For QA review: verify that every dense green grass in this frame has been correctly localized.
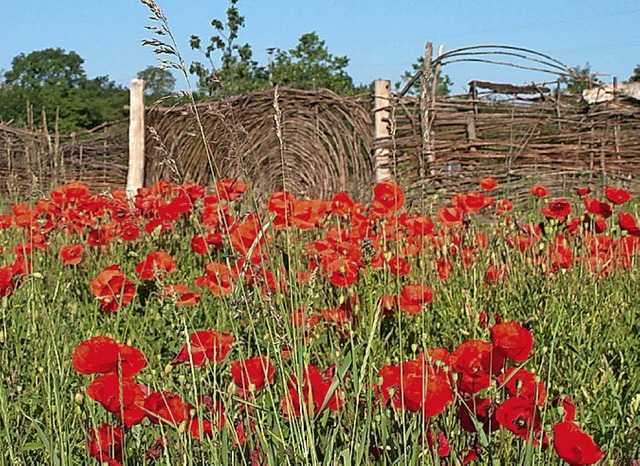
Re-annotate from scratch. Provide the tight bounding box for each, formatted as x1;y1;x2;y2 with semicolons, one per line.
0;182;638;465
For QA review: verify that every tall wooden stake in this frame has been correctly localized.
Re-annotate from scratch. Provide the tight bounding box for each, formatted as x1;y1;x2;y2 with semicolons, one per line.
373;79;392;183
127;79;145;197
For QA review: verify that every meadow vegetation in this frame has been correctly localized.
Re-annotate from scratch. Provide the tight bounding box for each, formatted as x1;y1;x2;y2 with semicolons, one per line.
0;178;638;465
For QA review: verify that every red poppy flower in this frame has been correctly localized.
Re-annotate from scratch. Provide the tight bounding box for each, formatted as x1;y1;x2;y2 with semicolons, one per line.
0;266;16;298
12;203;38;228
88;423;124;466
401;214;435;236
454;191;493;215
398;284;434;314
290;198;329;230
490;322;533;363
231;355;275;391
90;265;137;313
201;201;233;229
604;186;631;205
387;256;412;276
72;336;147;377
172;330;234;367
190;234;209;255
497;367;546;406
86;374;148;427
281;364;345;417
186;396;226;438
216;178;248;201
229;214;265;260
290;307;322;329
553;422;603;466
618;212;639;232
583;197;612;219
120;222;140;242
425;430;451;458
485;264;507;284
576;187;591;196
495;396;543;444
552;395;576;422
458;396;500;433
135;251;176;280
144;391;186;425
496;199;514;215
377;358;453;418
479;177;498;191
437;206;463;228
436;258;454;280
0;214;13;230
194;262;235;296
325;258;359;287
541;198;572;223
331;192;356;217
59;243;85;265
530;184;549;198
372;181;405;213
268;191;295;229
163;284;201;308
452;340;504;394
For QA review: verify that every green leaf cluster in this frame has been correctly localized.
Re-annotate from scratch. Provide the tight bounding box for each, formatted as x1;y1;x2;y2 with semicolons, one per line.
0;48;128;132
188;0;366;98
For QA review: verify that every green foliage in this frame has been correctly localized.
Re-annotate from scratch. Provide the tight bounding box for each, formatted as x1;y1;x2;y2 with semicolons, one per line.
137;66;176;102
189;0;268;98
630;64;640;83
0;48;127;132
0;183;638;464
271;32;365;95
561;63;600;95
189;1;363;97
396;55;453;97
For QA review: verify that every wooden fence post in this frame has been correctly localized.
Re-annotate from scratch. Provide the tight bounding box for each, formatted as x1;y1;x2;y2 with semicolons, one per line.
373;79;392;183
127;79;145;197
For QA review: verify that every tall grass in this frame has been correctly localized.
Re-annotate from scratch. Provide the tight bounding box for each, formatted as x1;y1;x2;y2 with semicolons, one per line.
0;2;636;465
0;178;637;465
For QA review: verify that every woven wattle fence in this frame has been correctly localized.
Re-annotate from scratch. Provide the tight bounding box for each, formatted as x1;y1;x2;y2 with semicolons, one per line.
0;120;128;198
144;87;374;203
2;66;640;204
375;89;640;203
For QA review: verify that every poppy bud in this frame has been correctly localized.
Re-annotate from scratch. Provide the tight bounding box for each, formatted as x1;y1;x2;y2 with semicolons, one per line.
74;393;84;405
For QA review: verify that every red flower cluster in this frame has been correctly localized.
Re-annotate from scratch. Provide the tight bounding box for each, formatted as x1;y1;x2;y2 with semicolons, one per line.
90;265;137;313
282;364;345;417
1;177;620;463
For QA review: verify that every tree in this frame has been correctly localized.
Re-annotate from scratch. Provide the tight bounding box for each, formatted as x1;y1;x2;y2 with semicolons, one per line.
630;65;640;83
137;66;176;102
0;48;127;132
396;56;452;97
189;0;364;97
271;32;363;95
560;63;600;95
189;0;268;98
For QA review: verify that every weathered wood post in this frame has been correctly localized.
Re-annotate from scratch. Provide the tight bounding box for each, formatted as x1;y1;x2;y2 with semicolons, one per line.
373;79;392;183
127;78;145;198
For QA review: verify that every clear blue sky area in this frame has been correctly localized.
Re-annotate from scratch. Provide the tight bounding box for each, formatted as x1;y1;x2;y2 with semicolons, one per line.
2;0;639;93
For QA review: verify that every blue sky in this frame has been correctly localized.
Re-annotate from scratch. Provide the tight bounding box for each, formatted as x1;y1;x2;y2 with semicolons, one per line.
2;0;639;93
